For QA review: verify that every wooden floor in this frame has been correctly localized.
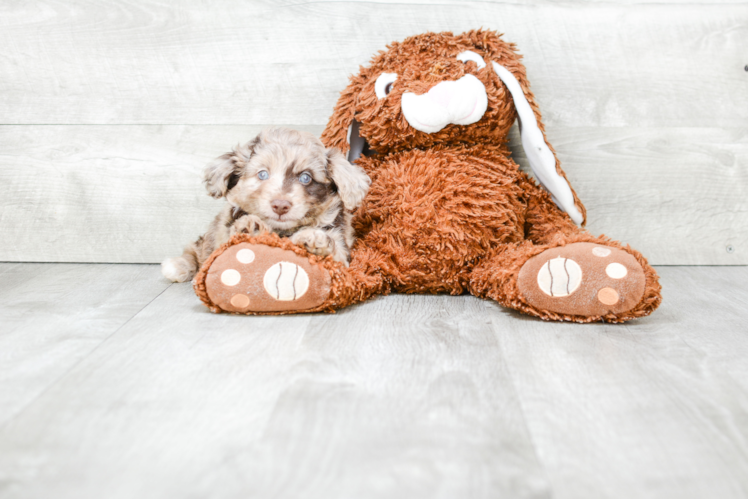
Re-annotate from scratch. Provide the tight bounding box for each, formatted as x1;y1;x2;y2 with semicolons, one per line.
1;263;747;498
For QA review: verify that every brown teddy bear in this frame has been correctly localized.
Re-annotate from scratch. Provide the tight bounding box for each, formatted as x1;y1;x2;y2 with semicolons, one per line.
193;29;662;323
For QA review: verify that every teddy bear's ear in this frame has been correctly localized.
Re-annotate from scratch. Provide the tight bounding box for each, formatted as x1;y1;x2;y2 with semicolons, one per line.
320;84;356;156
491;61;587;226
321;73;370;162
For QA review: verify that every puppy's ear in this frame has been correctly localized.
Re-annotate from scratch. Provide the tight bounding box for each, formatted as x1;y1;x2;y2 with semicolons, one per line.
326;147;371;210
203;138;256;199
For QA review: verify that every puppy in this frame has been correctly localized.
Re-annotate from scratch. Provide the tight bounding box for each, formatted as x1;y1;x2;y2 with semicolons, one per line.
162;127;371;283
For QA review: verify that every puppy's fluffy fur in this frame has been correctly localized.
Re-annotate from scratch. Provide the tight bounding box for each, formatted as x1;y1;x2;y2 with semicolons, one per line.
162;127;371;283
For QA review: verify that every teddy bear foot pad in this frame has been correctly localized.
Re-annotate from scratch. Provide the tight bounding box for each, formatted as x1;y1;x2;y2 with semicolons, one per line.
203;242;332;313
517;242;646;318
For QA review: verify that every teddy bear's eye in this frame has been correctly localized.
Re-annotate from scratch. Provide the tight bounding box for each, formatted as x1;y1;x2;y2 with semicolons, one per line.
257;170;269;180
375;73;398;99
299;172;312;185
456;50;486;70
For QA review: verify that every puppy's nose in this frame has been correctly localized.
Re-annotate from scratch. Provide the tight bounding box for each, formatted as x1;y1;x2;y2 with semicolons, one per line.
271;199;292;215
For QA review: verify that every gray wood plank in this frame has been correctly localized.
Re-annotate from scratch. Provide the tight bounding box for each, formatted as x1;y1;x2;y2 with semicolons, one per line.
651;266;748;386
1;1;745;127
0;282;549;498
1;125;745;265
1;264;748;496
0;263;169;426
242;295;548;497
485;266;748;498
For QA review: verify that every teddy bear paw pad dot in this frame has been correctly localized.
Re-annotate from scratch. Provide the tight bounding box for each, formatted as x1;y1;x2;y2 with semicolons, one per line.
517;242;646;317
204;243;331;313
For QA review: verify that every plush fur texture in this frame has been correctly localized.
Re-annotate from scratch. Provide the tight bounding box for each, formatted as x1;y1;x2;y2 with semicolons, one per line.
194;29;661;322
321;29;586;224
163;128;370;283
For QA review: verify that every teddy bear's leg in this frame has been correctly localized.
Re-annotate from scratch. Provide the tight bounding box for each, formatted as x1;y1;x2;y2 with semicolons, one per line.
193;233;386;315
469;196;661;323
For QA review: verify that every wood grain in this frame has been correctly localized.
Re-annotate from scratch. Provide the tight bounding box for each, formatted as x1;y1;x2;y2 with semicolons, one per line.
652;266;748;385
0;264;747;497
484;265;748;497
0;263;169;425
249;295;549;497
1;124;744;265
0;277;549;497
0;1;745;127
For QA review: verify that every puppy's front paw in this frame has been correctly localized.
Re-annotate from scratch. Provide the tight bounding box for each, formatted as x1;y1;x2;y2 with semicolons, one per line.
161;257;196;283
231;214;270;237
291;229;335;258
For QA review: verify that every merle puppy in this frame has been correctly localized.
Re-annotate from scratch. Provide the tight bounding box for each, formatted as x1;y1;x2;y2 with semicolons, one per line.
162;127;371;282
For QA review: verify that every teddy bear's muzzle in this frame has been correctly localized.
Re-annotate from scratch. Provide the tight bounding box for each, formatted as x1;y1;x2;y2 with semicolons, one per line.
401;74;488;134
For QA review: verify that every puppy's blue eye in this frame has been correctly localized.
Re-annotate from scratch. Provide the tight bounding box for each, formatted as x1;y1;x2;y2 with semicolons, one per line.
299;173;312;185
257;170;269;180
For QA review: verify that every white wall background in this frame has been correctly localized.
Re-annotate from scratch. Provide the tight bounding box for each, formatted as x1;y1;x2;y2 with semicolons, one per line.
1;0;746;264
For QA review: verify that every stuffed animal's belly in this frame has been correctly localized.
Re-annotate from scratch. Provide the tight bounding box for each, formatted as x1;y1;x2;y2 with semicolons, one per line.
354;149;527;293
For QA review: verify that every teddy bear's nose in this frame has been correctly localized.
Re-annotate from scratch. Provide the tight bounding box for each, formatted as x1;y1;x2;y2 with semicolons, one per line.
427;83;454;108
271;199;292;215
